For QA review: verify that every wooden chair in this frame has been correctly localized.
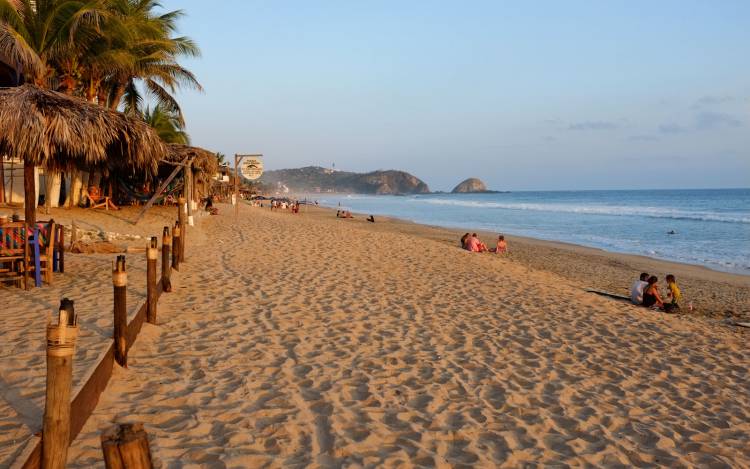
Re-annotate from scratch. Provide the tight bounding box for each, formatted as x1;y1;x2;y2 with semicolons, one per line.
87;186;119;211
0;221;30;289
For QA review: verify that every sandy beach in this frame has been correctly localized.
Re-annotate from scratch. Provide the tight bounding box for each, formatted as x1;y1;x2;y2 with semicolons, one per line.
1;202;749;467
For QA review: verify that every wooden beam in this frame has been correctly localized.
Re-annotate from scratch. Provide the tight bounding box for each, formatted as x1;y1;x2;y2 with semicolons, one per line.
133;157;190;225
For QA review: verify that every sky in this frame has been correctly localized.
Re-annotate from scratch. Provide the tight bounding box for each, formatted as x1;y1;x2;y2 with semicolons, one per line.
160;0;749;191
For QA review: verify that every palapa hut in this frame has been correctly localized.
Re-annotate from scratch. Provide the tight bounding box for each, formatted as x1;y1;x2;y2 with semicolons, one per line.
164;144;219;204
0;84;166;224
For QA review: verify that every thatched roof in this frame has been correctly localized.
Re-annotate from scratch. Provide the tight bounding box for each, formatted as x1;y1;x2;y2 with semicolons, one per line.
166;144;219;176
0;84;166;174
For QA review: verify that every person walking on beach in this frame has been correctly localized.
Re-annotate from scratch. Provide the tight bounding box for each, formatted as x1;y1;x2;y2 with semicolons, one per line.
630;272;649;304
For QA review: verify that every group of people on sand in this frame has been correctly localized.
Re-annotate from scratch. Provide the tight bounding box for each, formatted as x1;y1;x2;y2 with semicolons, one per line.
461;233;507;253
630;272;683;313
271;199;300;213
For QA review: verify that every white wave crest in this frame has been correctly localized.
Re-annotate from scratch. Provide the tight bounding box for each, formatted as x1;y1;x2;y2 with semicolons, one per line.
415;198;750;224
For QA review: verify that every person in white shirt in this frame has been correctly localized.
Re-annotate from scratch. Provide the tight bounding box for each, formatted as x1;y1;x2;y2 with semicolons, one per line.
630;272;650;305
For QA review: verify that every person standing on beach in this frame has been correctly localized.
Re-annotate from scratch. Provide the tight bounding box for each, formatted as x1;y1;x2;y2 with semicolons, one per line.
630;272;649;304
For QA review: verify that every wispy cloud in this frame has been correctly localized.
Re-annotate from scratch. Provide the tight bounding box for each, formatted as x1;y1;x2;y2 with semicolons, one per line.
568;121;618;131
695;111;742;130
691;95;735;110
659;111;742;135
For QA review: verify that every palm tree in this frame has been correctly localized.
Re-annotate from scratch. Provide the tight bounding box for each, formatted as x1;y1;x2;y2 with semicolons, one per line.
103;0;201;121
0;0;108;88
142;103;188;144
215;152;225;165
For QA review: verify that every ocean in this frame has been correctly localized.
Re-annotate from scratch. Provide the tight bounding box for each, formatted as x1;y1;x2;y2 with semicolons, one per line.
316;189;750;274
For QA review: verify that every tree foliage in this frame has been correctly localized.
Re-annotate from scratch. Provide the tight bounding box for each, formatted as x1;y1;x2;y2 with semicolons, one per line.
0;0;201;124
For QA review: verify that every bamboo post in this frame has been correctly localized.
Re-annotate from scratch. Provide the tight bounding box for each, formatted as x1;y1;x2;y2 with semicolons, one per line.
161;226;172;292
100;422;154;469
42;298;78;469
171;221;180;271
113;255;127;367
178;197;186;263
146;237;158;324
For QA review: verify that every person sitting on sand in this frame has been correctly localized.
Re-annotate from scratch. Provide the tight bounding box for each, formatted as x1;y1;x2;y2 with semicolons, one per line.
643;275;676;313
630;272;649;305
494;235;507;254
665;274;682;310
367;215;375;223
466;233;487;252
642;276;661;308
460;233;470;249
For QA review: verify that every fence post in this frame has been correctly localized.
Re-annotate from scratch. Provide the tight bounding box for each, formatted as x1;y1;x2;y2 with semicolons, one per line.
113;255;128;367
42;298;78;469
161;226;172;292
146;237;158;324
101;423;154;468
171;221;180;272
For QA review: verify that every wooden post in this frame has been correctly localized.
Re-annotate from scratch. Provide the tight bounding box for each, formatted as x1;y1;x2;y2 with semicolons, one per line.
42;298;78;469
23;160;36;225
161;226;172;292
101;423;154;469
0;155;5;204
70;220;78;249
186;163;194;227
171;221;180;271
113;256;128;368
146;237;158;324
178;197;186;263
57;224;65;273
234;154;239;218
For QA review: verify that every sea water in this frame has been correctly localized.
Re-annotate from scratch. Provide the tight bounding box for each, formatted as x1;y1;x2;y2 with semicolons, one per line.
317;189;750;274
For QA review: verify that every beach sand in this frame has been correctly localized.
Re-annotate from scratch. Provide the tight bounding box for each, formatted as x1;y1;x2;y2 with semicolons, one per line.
0;205;204;466
39;203;748;467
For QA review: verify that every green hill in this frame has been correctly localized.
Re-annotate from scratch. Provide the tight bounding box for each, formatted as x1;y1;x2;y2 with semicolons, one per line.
259;166;430;195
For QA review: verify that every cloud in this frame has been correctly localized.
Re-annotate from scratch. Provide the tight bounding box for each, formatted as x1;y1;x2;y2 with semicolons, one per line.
695;111;742;130
628;135;659;142
568;121;618;131
658;123;688;134
542;135;556;142
691;95;735;110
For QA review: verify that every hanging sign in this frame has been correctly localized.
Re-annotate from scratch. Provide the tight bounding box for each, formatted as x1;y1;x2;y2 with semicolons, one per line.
239;156;263;180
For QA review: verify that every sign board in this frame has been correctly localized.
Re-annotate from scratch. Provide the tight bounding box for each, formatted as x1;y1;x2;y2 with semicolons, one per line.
239;156;263;180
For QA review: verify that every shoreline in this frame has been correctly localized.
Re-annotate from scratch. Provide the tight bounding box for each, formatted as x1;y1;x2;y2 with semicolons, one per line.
289;201;749;319
298;195;749;278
